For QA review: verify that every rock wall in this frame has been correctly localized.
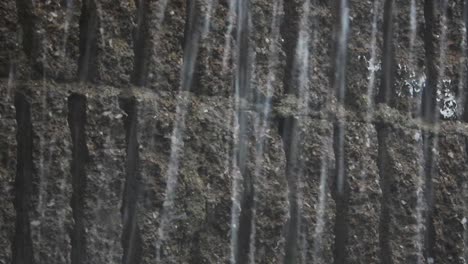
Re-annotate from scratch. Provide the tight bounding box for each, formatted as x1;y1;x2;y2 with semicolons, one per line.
1;0;468;264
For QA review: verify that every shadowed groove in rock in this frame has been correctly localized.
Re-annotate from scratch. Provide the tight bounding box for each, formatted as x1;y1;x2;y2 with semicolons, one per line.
12;92;34;264
233;0;255;262
15;0;41;73
235;177;255;264
421;130;437;262
182;0;203;94
131;0;151;87
280;0;301;96
119;97;143;264
376;124;393;264
68;94;89;264
280;117;300;264
376;0;395;105
331;0;349;103
330;0;350;262
463;8;468;256
421;0;438;261
421;0;438;123
463;0;468;122
235;0;255;264
278;1;302;262
332;121;349;264
376;1;395;262
78;0;98;82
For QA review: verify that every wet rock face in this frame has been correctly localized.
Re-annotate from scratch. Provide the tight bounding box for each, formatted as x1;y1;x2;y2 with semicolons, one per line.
1;0;468;264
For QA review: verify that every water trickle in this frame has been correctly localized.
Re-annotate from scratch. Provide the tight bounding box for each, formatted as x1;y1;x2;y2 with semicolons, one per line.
312;137;331;263
334;0;350;195
435;0;455;120
281;0;314;262
415;132;426;264
229;0;253;262
248;1;283;262
61;0;74;57
361;0;382;191
365;0;382;122
155;0;208;260
35;90;49;257
202;0;215;39
332;1;350;263
335;0;350;104
156;0;169;24
155;93;189;262
408;0;417;69
457;22;467;118
222;0;236;73
7;63;15;100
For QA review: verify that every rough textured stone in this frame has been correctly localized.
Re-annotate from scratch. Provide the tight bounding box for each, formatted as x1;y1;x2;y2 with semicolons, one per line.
2;0;468;263
0;83;16;264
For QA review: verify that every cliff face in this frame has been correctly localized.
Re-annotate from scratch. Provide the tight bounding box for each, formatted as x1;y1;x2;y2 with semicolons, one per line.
1;0;468;264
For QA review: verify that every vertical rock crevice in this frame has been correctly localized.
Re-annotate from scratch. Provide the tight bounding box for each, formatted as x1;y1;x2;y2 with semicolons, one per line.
421;0;438;123
421;131;437;262
464;0;468;122
234;0;254;262
235;174;255;264
281;117;300;264
119;97;142;264
331;121;348;264
131;0;150;87
278;1;302;262
376;0;395;105
376;1;395;263
12;92;34;264
68;94;89;264
280;0;300;96
421;0;438;261
234;0;252;99
78;0;99;82
330;0;350;263
376;124;393;264
15;0;41;73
